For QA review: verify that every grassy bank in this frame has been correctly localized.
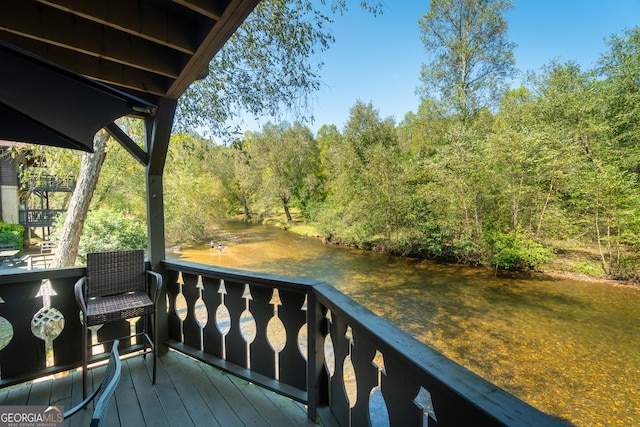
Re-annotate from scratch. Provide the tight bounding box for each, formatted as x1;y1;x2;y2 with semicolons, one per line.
243;212;638;285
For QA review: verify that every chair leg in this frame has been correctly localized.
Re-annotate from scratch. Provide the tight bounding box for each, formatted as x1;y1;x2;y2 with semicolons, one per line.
142;316;148;359
82;322;88;399
152;310;157;384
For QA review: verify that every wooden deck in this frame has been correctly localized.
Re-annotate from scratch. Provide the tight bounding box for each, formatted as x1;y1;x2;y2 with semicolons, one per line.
0;350;317;426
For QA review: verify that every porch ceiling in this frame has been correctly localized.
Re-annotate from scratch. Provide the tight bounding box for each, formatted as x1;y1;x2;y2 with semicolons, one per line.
0;0;260;151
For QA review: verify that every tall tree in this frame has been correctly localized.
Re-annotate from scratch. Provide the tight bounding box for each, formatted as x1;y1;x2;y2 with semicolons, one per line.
163;134;226;244
418;0;516;119
321;101;405;245
244;122;318;222
52;131;109;267
597;26;640;173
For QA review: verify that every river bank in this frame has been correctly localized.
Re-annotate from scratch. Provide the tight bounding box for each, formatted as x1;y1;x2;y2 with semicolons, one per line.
250;214;640;287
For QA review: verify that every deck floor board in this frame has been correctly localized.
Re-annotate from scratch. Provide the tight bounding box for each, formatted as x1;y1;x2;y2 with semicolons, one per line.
0;350;315;426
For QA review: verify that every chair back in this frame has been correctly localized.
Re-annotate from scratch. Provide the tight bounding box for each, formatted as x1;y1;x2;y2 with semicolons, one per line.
86;250;146;298
90;340;122;427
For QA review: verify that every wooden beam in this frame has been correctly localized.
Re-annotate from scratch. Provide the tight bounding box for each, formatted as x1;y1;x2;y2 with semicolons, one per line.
105;122;148;167
0;36;171;97
34;0;198;54
0;2;183;79
172;0;224;20
147;98;177;176
145;98;177;271
165;0;260;99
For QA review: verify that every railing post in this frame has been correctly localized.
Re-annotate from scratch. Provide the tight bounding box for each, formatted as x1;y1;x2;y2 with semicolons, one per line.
306;288;324;422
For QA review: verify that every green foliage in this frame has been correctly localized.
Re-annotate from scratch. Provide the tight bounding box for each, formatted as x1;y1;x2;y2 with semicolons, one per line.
92;119;147;220
176;0;383;137
574;261;601;276
241;122;320;222
0;221;24;250
485;229;555;271
418;0;516;118
53;210;146;264
608;255;640;282
163;134;228;245
11;2;639;281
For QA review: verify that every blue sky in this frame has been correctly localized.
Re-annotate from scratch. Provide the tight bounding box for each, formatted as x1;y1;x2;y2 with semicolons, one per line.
244;1;640;135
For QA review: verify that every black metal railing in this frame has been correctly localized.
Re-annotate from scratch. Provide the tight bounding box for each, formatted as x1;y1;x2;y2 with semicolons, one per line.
0;260;562;426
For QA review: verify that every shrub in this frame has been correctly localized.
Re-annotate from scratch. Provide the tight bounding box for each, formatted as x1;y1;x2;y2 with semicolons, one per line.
0;221;24;250
574;261;601;276
52;210;146;264
488;231;555;271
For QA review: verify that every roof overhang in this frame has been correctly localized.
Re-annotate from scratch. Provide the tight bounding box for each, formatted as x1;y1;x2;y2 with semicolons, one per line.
0;41;155;152
0;0;261;152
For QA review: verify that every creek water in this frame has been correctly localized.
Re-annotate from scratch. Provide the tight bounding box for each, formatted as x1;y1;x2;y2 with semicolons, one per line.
168;220;640;426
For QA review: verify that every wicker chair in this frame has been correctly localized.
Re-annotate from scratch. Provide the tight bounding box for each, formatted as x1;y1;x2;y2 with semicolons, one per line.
74;250;162;398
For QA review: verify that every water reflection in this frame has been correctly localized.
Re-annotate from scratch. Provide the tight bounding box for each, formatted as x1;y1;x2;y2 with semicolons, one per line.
169;221;640;426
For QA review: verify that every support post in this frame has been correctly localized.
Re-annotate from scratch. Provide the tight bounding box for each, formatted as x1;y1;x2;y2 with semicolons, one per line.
307;288;327;422
145;97;177;354
144;98;177;270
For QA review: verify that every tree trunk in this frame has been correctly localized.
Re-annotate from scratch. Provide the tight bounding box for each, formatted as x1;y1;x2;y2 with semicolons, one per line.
242;195;251;219
513;172;524;232
535;178;554;237
282;196;292;222
52;131;109;267
594;201;609;275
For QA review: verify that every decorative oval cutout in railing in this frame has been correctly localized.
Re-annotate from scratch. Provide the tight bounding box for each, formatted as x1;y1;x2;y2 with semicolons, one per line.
324;333;335;377
297;324;307;360
343;354;357;408
31;306;64;368
175;292;188;321
0;317;12;352
370;350;390;427
267;316;286;353
240;309;256;344
215;304;231;336
369;387;390;427
195;297;208;328
31;307;64;341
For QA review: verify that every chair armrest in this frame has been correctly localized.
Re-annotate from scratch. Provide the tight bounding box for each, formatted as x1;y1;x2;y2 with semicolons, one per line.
146;270;163;305
74;277;87;315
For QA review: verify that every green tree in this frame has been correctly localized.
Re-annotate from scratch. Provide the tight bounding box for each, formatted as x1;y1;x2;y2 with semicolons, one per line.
0;222;24;250
418;0;515;119
397;99;449;159
597;26;640;173
163;134;226;244
229;138;261;219
526;60;640;277
92;119;146;220
52;209;146;265
52;130;110;266
244;122;319;222
320;101;406;247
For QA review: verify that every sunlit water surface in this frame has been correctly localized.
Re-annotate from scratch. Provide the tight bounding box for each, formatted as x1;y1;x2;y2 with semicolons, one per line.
169;221;640;426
